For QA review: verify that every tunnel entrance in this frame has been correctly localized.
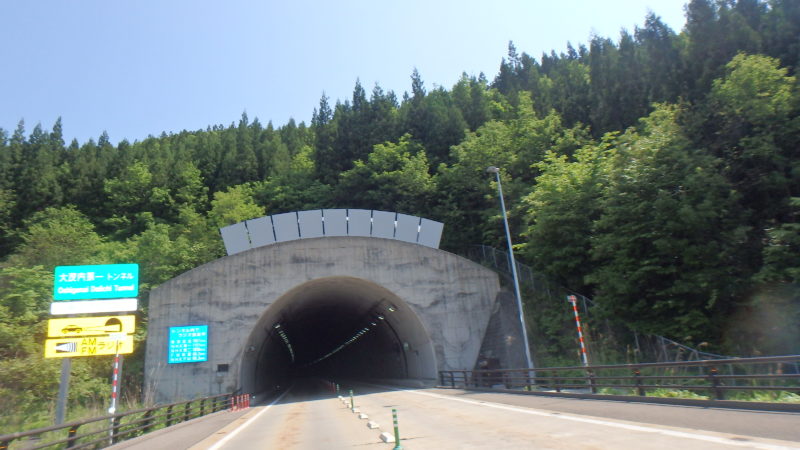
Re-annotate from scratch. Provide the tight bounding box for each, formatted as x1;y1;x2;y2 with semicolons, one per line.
239;277;437;394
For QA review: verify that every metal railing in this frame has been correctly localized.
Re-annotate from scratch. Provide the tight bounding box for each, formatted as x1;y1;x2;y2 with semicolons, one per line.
0;393;244;450
439;355;800;400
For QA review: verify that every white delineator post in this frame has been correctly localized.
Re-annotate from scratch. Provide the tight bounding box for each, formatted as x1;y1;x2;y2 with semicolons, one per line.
568;295;589;366
108;337;124;443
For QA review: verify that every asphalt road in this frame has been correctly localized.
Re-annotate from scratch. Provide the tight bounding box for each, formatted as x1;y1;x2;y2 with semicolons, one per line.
112;380;800;449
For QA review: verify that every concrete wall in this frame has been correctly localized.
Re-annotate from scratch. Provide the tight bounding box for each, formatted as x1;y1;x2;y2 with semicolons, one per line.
144;236;501;402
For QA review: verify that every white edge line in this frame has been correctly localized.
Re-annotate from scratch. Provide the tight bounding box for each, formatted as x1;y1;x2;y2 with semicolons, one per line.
400;389;798;450
208;388;291;450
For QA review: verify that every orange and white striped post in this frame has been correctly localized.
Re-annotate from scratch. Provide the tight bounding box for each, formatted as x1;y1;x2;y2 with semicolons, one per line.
567;295;589;367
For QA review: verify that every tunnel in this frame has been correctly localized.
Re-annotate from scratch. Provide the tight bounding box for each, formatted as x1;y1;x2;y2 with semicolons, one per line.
239;276;437;394
144;236;502;403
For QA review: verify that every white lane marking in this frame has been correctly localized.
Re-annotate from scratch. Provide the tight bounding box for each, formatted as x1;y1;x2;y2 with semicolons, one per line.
400;390;798;450
208;389;291;450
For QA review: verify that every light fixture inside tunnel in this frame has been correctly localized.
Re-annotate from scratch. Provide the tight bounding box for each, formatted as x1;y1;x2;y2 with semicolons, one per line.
273;323;295;363
298;324;375;368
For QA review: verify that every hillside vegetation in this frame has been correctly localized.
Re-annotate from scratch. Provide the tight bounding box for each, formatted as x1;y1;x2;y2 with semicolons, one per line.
1;0;798;430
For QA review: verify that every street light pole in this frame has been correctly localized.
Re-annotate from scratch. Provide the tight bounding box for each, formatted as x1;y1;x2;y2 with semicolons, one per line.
487;166;535;374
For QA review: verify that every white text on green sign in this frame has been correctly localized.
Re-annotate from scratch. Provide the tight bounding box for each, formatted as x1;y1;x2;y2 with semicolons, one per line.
53;264;139;301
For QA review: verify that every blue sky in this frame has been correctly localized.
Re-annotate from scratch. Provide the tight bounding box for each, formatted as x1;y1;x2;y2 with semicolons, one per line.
1;1;687;145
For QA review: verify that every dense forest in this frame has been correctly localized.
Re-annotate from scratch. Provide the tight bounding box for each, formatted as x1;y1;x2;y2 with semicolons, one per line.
1;0;799;428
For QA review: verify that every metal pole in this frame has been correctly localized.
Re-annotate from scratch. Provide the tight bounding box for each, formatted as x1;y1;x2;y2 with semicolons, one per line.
488;167;534;374
55;357;71;425
109;353;123;414
568;295;590;366
108;350;123;444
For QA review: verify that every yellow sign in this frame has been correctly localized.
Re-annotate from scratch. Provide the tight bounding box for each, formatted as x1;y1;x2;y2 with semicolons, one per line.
47;315;135;338
44;335;134;358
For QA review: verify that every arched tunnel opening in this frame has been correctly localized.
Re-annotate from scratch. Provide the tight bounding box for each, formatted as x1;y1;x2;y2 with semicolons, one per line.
239;277;437;394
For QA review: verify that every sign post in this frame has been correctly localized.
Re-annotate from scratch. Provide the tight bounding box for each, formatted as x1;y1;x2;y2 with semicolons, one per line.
54;358;71;425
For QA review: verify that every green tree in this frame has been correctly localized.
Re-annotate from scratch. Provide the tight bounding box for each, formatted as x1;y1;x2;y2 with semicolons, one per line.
436;97;587;250
6;206;106;270
704;53;800;276
520;138;614;291
207;184;266;229
587;105;743;343
336;135;435;213
0;189;17;256
15;122;64;219
255;146;333;213
103;161;171;238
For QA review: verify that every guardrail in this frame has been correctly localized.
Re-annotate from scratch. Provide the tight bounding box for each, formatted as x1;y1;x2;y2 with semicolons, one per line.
439;355;800;400
0;392;244;450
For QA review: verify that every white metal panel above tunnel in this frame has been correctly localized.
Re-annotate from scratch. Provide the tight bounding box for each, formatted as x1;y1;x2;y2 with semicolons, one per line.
323;209;347;236
246;216;275;247
418;219;444;248
347;209;372;237
298;210;324;238
220;209;444;255
220;222;251;255
395;214;421;243
371;211;396;239
273;212;300;242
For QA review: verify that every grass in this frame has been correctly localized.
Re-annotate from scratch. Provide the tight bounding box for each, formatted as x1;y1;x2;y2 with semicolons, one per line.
728;390;800;403
646;388;710;400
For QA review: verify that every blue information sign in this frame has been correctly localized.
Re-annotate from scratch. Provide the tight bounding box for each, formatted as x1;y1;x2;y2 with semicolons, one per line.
168;325;209;364
53;264;139;301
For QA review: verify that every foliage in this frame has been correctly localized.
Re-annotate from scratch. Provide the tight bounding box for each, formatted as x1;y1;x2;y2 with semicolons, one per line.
646;389;709;400
587;105;743;344
521;138;614;291
728;390;800;403
207;184;266;229
336;134;435;213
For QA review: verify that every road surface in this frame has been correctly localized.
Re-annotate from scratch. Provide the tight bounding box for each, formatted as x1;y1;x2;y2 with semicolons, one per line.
112;380;800;449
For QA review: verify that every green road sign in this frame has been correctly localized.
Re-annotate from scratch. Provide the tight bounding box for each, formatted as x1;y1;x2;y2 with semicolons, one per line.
53;264;139;301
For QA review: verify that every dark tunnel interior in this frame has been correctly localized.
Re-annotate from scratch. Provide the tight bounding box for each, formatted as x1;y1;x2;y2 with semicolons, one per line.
242;277;436;393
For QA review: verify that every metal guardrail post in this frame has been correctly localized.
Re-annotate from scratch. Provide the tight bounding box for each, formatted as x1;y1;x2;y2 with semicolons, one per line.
709;367;724;400
66;425;79;448
634;369;645;396
200;399;205;416
166;405;174;427
554;371;561;392
588;369;597;394
142;410;154;433
111;416;121;444
184;401;191;421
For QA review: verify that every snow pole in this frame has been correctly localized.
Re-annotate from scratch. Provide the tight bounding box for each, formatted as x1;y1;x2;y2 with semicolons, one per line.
568;295;589;366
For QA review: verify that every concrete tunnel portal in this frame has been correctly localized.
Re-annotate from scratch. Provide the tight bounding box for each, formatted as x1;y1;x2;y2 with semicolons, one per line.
144;210;515;403
241;276;437;392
